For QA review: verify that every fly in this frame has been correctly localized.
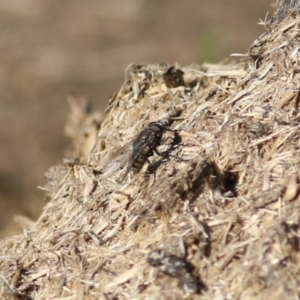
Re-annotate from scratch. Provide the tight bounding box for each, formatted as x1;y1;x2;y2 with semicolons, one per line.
147;249;205;294
102;120;170;183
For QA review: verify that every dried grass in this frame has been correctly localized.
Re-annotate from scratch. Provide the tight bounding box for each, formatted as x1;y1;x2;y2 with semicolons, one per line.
1;14;300;300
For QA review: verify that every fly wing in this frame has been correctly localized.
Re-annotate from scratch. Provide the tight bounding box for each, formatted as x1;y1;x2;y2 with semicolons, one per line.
118;135;150;183
102;141;132;176
118;130;151;183
118;153;135;183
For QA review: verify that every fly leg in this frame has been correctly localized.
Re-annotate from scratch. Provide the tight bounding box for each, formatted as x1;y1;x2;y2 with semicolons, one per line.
154;129;182;160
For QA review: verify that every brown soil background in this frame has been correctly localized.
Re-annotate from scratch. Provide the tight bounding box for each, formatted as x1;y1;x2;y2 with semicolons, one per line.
0;0;272;237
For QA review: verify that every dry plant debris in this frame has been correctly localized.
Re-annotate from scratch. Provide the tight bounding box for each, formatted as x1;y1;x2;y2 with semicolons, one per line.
1;13;300;300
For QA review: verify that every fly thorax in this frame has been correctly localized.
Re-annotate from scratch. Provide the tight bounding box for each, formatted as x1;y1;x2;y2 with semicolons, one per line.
149;122;164;141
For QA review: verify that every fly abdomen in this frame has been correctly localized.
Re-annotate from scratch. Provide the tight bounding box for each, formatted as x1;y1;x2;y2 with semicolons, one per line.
132;145;152;172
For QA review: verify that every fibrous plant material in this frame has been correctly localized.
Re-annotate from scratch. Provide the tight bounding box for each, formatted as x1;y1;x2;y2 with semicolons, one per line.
1;4;300;300
272;0;300;23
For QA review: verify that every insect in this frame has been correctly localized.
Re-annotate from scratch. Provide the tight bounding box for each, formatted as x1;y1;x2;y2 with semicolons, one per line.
163;66;185;88
147;249;204;294
147;249;193;277
102;119;174;182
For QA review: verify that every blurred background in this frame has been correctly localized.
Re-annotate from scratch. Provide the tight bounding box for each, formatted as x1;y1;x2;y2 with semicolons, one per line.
0;0;274;237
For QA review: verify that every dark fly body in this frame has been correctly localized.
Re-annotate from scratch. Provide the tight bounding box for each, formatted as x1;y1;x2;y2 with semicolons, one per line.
103;120;171;182
147;249;205;294
129;121;165;173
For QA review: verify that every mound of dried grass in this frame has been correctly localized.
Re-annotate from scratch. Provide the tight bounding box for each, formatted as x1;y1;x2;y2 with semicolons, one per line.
1;8;300;300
